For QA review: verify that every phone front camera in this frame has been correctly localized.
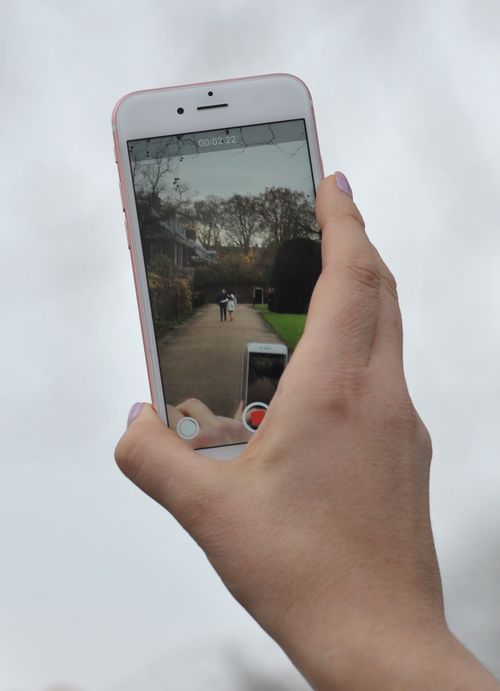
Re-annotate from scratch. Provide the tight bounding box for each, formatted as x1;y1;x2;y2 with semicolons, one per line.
177;107;184;115
208;91;213;97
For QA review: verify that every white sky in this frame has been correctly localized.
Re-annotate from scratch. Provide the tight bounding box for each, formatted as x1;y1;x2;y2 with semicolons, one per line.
0;0;499;688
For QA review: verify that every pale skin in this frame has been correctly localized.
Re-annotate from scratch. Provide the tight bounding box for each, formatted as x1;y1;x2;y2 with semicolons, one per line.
166;399;251;449
115;174;499;690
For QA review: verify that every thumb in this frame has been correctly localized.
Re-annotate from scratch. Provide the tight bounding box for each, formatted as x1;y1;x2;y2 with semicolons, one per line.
115;403;229;532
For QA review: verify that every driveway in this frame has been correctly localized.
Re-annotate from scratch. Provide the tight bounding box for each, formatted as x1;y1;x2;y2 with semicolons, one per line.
158;303;284;417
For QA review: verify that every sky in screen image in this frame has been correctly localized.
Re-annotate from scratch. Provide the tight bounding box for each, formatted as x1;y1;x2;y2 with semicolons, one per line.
129;121;315;200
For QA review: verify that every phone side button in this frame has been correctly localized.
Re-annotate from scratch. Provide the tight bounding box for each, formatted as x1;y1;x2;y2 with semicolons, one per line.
119;182;126;212
124;218;131;250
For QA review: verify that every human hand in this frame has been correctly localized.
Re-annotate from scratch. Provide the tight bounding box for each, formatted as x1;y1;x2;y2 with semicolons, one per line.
116;174;499;690
167;399;251;449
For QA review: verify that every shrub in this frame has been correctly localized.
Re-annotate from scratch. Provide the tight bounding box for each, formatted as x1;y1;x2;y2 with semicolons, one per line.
270;238;321;314
147;270;193;337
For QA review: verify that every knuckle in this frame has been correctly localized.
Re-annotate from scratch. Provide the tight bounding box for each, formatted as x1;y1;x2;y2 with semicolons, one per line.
379;396;431;452
388;400;419;433
406;410;433;463
338;207;366;231
381;269;398;300
415;416;433;461
315;366;372;418
345;252;381;292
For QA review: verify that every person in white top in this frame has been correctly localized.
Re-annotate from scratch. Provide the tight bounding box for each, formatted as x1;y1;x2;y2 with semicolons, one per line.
227;292;237;321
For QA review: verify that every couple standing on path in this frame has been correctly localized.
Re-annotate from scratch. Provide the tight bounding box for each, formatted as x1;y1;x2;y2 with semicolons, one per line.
218;289;237;322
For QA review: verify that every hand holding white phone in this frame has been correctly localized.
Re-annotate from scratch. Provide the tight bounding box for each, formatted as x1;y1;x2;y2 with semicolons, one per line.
115;173;499;690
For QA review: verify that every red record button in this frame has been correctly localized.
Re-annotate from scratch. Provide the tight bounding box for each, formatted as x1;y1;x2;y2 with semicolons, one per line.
249;409;266;427
242;402;269;433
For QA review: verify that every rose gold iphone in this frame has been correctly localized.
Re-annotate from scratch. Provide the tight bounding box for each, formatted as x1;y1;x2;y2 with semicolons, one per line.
112;74;323;459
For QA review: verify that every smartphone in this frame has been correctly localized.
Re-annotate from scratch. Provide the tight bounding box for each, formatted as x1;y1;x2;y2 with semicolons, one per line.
112;74;323;459
242;343;288;432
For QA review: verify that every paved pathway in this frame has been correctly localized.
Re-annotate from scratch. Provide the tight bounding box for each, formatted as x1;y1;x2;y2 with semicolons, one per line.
158;304;284;417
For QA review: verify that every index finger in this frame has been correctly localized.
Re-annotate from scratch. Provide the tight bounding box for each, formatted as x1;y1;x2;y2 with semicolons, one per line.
303;173;381;369
316;172;368;271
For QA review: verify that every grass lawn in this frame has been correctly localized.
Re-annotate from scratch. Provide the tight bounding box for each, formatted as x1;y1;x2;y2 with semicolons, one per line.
254;304;306;350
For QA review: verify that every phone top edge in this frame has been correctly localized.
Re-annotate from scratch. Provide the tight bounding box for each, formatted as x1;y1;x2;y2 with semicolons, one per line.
246;342;289;350
111;73;312;129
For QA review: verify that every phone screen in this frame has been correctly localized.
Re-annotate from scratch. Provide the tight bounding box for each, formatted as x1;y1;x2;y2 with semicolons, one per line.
247;352;287;407
127;119;320;448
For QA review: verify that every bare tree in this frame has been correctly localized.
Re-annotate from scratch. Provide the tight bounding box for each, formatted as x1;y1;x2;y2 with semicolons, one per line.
132;139;174;199
192;196;225;247
258;187;318;245
222;194;262;255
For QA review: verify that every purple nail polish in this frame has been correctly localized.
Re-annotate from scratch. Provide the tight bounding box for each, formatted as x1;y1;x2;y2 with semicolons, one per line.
127;402;144;428
335;171;353;199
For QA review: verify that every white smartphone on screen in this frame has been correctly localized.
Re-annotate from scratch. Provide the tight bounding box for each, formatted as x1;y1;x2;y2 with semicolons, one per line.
112;73;324;460
242;342;288;432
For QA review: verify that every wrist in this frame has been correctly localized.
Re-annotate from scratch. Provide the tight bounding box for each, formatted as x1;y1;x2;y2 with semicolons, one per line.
276;612;498;691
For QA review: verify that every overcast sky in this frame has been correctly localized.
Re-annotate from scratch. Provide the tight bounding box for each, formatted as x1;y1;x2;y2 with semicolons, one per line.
0;1;499;689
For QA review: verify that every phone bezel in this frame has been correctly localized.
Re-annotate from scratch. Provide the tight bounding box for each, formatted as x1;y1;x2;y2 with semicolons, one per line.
112;73;324;459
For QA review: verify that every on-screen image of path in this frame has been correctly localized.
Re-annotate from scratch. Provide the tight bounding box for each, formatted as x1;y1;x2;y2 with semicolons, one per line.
158;304;285;417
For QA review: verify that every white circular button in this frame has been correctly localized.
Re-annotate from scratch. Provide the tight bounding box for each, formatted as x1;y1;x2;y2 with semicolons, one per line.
242;402;269;433
176;417;200;440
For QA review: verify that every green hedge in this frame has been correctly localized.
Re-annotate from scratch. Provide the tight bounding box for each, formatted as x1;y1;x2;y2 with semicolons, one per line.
270;238;321;314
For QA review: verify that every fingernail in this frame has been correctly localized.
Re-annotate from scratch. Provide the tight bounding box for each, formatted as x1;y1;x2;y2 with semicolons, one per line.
335;171;353;199
127;402;144;428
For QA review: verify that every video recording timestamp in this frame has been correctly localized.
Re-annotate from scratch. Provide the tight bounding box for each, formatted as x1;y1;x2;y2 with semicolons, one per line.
198;135;237;147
